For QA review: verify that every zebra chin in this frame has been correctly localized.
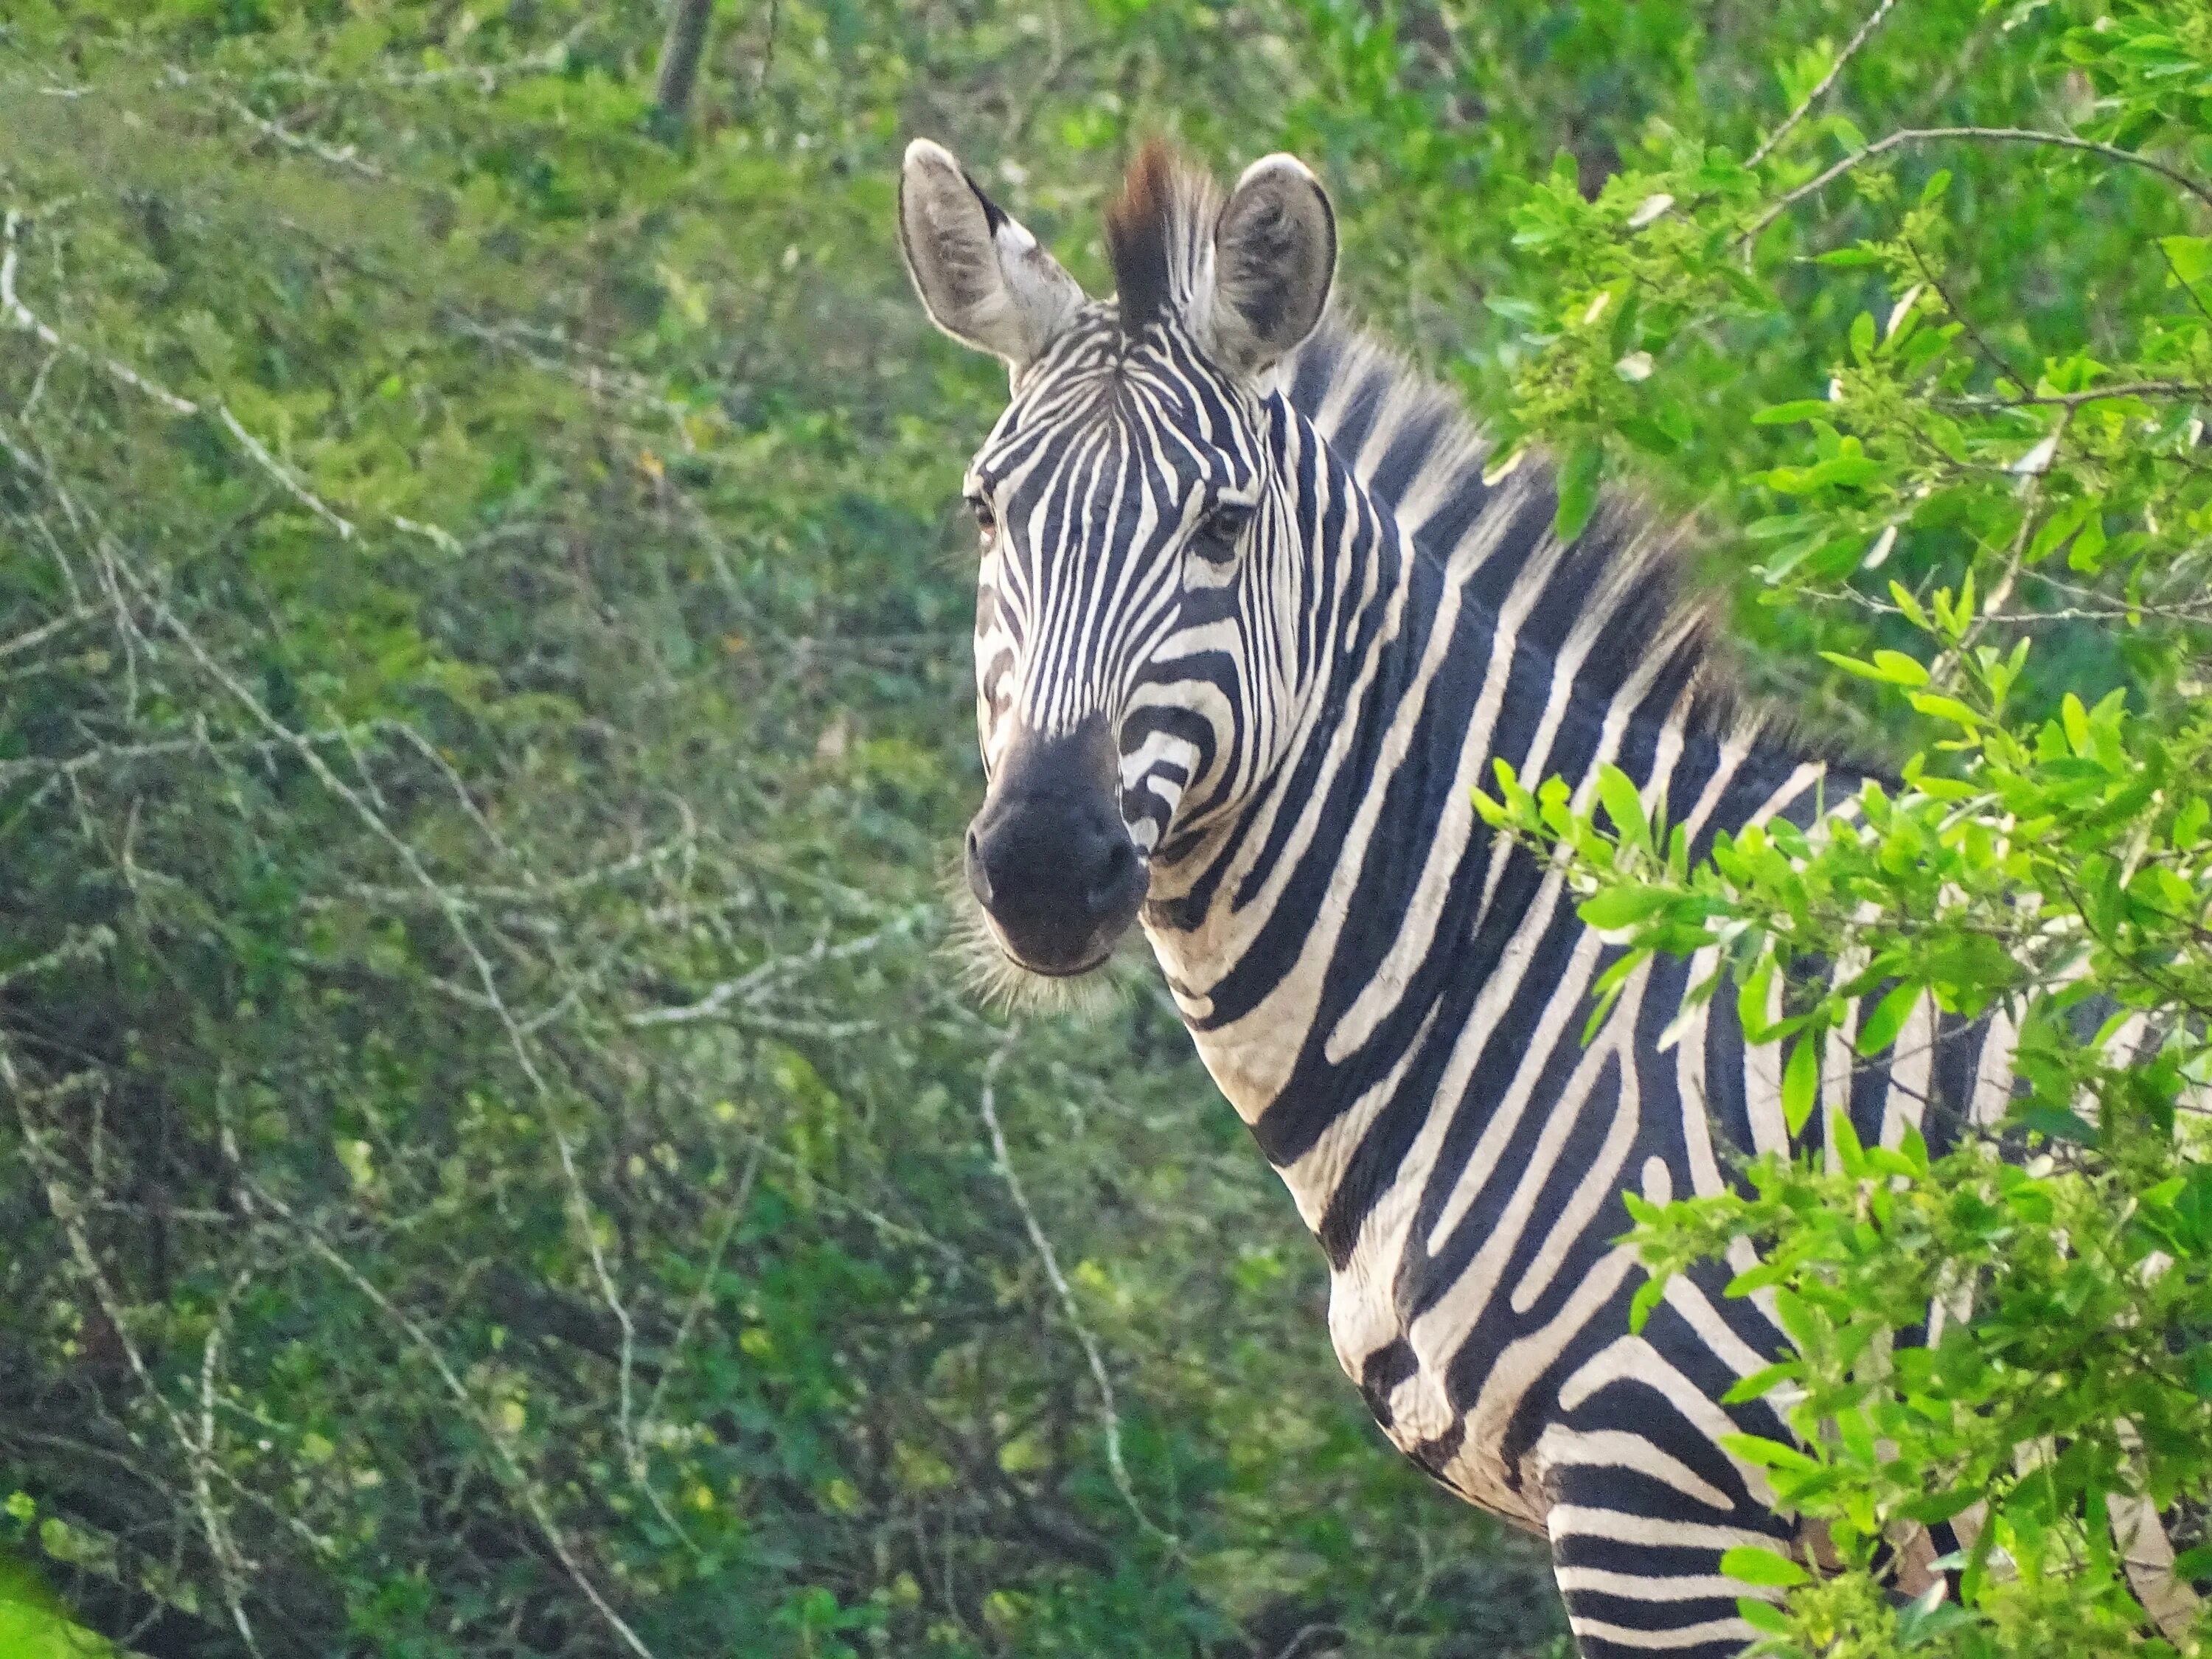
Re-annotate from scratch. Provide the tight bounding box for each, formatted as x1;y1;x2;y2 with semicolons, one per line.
961;855;1145;981
942;869;1137;1018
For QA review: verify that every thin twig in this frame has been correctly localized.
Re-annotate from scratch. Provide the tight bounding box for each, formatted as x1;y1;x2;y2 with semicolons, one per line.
1902;237;2028;390
0;723;394;787
978;1041;1173;1545
628;903;932;1025
1940;379;2212;410
234;1174;658;1659
639;1147;762;1439
74;532;658;1659
627;1147;763;1555
2;215;476;549
0;604;94;661
1746;127;2212;246
1929;413;2066;686
169;70;385;179
7;1109;265;1657
4;209;360;537
3;209;196;414
1747;0;1902;170
213;407;353;539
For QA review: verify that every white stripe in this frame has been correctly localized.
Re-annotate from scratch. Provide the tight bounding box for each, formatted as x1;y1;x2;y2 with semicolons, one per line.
1565;1614;1760;1649
1535;1427;1736;1514
1555;1568;1761;1602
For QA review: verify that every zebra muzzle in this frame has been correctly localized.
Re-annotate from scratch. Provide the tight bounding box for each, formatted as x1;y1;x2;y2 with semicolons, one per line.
964;717;1146;975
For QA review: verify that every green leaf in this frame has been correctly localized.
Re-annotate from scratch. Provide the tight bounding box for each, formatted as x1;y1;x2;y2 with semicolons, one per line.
1870;650;1930;686
1719;1433;1819;1472
2062;692;2092;755
2015;1105;2097;1146
1719;1545;1810;1589
1898;1486;1983;1524
1820;650;1929;687
2067;510;2107;572
1907;693;1982;728
1554;442;1603;543
2173;1545;2212;1583
1896;1582;1973;1646
1830;1111;1866;1177
2162;234;2212;286
1738;1599;1794;1635
1596;764;1649;847
1616;416;1680;454
1900;1125;1930;1172
1781;1034;1820;1135
1579;885;1670;931
1854;981;1921;1056
1722;1362;1801;1405
1627;1273;1667;1335
1739;957;1778;1042
1753;399;1833;425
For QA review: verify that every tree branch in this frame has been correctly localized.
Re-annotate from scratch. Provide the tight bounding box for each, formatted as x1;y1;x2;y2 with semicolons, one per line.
978;1042;1174;1547
1746;0;1901;170
1746;127;2212;246
653;0;715;136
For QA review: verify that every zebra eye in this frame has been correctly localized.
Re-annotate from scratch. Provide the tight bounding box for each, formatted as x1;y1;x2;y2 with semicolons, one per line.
968;495;998;540
1193;500;1253;560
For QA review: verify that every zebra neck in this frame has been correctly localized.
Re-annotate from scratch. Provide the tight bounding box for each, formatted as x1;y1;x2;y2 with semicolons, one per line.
1142;401;1831;1245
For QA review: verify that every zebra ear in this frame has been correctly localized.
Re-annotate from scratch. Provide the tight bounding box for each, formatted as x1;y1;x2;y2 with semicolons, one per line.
1203;153;1336;378
900;139;1086;372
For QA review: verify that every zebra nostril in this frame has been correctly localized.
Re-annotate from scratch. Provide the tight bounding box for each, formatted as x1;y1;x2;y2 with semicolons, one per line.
1086;837;1138;916
964;826;994;907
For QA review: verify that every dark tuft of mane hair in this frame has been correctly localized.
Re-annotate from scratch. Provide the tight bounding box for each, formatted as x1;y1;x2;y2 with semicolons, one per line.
1104;139;1189;338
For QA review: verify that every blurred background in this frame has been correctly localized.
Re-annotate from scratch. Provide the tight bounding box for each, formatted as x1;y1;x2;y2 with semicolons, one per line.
0;2;2195;1655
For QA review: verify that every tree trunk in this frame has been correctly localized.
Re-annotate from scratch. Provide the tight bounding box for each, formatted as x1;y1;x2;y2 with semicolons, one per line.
654;0;716;135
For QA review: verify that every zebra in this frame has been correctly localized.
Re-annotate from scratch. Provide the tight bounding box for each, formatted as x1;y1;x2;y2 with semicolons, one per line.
894;138;2192;1655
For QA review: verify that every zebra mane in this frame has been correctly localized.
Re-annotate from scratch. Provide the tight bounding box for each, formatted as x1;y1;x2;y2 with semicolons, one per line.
1104;139;1222;339
1093;141;1751;742
1280;317;1746;740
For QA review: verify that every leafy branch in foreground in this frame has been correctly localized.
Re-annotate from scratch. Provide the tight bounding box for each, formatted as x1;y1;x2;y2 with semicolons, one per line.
1479;585;2212;1655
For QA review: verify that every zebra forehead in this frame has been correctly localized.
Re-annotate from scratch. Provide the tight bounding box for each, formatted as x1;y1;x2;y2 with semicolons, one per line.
990;422;1213;532
980;320;1258;498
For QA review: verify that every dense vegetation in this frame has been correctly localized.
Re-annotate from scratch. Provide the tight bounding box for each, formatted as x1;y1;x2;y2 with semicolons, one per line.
0;2;2205;1657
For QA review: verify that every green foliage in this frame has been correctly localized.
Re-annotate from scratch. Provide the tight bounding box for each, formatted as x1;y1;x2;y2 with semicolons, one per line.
5;1;2209;1655
0;1541;123;1658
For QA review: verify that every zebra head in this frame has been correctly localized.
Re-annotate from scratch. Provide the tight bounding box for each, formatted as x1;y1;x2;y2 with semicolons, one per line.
898;139;1336;978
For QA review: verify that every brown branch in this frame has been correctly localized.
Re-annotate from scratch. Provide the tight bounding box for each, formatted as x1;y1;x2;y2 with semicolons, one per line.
1746;0;1901;170
1746;127;2212;246
1941;380;2212;410
1902;237;2028;390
